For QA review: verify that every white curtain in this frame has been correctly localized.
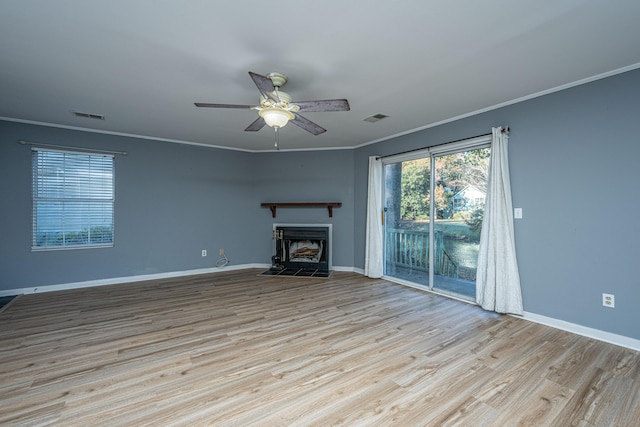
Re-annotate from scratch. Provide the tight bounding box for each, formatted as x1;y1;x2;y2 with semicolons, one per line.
364;156;384;278
476;127;523;314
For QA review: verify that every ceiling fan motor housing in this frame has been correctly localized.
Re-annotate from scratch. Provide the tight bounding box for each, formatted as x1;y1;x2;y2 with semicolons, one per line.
266;72;288;88
259;91;293;108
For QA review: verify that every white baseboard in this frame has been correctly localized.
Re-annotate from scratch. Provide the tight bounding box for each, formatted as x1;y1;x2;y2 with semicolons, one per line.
382;275;640;351
332;265;360;273
4;265;639;352
519;311;640;352
351;267;365;275
0;263;270;296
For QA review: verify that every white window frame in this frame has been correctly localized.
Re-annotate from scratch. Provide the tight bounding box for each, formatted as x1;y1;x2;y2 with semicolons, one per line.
32;147;115;251
380;135;491;296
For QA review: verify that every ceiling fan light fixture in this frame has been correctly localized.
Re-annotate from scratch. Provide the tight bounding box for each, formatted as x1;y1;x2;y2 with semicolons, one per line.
259;108;294;128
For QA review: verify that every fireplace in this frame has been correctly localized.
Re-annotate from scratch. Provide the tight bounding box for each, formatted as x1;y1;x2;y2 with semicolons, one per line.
264;224;332;277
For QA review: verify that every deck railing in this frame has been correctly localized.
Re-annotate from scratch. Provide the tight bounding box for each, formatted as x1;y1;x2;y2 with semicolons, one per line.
385;228;458;278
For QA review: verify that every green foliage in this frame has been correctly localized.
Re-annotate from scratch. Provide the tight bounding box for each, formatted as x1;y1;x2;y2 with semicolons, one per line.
400;159;430;220
434;184;454;219
36;226;113;247
452;212;469;221
465;208;484;234
394;147;490;223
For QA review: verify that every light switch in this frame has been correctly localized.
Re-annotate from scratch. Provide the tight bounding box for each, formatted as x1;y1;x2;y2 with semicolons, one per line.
514;208;523;219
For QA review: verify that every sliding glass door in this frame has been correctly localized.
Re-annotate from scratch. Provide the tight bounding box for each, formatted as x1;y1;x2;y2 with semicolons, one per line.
383;159;431;286
383;141;490;301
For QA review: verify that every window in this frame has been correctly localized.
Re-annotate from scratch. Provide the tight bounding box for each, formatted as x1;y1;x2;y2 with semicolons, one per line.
382;137;490;301
32;148;114;250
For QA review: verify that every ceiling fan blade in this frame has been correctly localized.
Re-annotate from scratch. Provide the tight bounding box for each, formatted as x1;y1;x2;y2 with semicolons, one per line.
295;99;350;112
244;117;266;132
194;102;254;109
248;71;280;102
291;114;326;135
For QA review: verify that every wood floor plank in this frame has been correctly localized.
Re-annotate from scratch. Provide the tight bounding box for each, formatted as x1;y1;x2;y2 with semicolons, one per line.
1;269;639;425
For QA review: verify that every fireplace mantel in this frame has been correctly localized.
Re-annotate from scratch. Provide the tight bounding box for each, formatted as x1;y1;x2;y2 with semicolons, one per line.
261;202;342;218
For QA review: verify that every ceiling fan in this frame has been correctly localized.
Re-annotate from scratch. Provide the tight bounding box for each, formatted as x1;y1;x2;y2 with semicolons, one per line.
195;71;350;149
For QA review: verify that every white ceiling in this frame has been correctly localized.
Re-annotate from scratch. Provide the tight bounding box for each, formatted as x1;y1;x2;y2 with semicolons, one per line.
1;1;639;152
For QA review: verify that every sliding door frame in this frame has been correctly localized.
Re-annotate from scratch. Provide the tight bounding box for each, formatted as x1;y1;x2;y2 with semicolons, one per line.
381;135;491;295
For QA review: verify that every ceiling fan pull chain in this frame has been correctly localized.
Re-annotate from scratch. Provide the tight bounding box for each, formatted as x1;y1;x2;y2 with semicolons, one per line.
274;127;280;150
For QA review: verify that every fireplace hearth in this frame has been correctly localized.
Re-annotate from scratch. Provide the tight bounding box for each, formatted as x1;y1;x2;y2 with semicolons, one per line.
263;224;332;278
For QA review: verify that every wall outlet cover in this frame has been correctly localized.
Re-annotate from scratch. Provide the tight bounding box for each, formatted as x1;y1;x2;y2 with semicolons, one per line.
602;293;615;308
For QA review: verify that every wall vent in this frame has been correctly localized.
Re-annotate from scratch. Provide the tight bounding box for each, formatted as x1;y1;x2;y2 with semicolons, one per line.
363;113;389;123
73;111;105;120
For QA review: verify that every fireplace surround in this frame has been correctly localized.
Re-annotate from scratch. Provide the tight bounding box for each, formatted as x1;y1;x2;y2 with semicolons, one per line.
263;224;332;278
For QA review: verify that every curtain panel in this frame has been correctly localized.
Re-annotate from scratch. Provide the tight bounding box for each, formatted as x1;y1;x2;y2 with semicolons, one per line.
364;156;384;278
476;127;523;314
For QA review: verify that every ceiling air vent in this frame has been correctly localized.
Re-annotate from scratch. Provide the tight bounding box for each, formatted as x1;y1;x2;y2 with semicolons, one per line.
363;113;389;123
73;111;105;120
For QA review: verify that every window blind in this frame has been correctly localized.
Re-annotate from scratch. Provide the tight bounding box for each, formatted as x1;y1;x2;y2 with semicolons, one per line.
32;148;115;249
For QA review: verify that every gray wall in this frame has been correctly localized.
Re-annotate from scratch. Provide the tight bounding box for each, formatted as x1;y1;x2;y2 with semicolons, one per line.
0;121;354;289
354;68;640;340
249;150;355;269
0;122;260;287
2;68;638;342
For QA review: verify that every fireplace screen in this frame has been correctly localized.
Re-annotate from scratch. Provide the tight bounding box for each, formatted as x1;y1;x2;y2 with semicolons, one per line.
265;225;332;277
288;239;323;263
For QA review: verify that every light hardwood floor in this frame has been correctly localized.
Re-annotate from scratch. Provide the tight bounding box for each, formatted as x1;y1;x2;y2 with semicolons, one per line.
1;270;639;426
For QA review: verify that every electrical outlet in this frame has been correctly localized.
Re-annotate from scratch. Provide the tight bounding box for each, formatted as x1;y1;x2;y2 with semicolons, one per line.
201;249;207;257
602;293;615;308
514;208;523;219
219;248;224;256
